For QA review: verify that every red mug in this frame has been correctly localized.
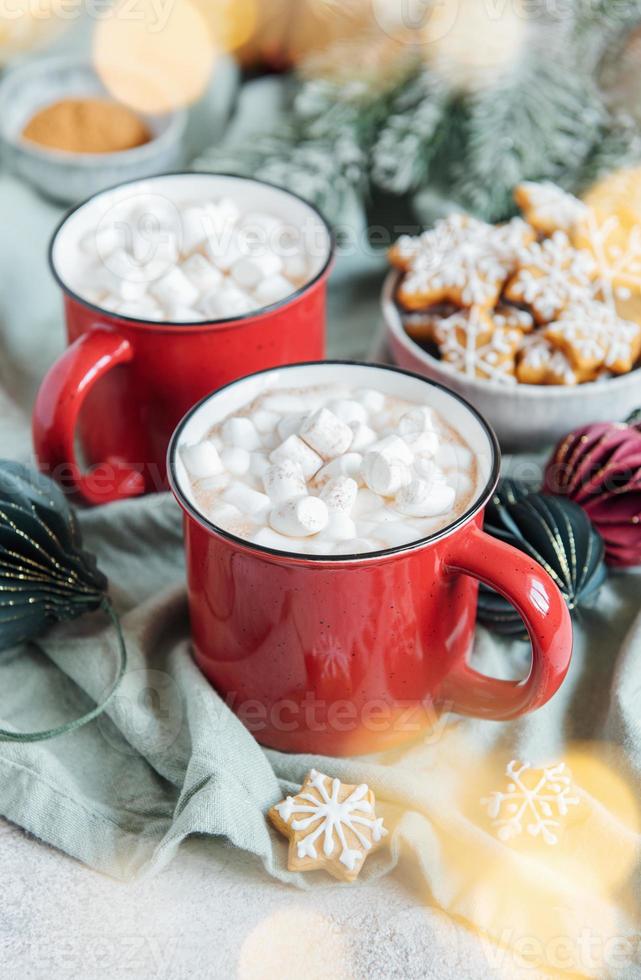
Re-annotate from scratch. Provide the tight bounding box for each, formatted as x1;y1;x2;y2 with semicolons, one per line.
33;173;334;505
168;362;573;756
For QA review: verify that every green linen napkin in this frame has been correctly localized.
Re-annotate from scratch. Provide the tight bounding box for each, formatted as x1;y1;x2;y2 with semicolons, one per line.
0;489;640;976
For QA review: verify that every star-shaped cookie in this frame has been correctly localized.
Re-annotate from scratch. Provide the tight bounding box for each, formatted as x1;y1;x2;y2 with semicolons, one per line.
269;769;388;882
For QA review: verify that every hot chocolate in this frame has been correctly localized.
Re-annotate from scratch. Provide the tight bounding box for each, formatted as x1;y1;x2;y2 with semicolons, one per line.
179;383;478;555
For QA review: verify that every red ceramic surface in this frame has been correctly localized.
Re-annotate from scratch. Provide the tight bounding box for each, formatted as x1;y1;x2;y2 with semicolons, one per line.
33;174;333;505
169;363;573;756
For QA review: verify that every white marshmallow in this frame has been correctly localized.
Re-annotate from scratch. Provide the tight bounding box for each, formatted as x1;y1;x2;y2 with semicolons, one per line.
181;205;214;253
150;267;199;308
222;482;271;519
112;276;148;302
320;477;358;514
204;232;244;272
181;253;223;293
231;253;283;290
376;522;420;549
355;388;385;413
79;226;123;259
198;284;255;318
269;496;329;537
366;507;405;524
349;421;377;453
252;527;307;552
324;512;358;542
254;274;293;307
362;452;412;496
372;434;414;466
221;446;251;476
249;453;270;479
315;453;364;486
352;488;382;516
398;407;435;438
395;478;456;518
207;502;242;528
165;305;201;322
131;230;179;268
221;417;261;451
239;211;284;245
253;409;280;434
270;436;323;481
263;459;307;504
180;441;223;479
405;430;439;458
332;538;379;556
283;254;309;283
300;408;353;460
326;399;368;426
198;472;230;493
205;197;240;233
277;413;306;441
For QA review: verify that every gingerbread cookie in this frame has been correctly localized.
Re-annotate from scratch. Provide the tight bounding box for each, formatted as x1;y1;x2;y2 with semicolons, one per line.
493;304;535;333
435;306;522;384
514;181;588;236
545;299;641;375
269;769;387;882
504;231;595;323
395;213;529;310
573;206;641;306
516;336;579;385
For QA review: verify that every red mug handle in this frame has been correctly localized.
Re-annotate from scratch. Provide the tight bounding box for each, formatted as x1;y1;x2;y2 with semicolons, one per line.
441;524;573;720
32;328;145;505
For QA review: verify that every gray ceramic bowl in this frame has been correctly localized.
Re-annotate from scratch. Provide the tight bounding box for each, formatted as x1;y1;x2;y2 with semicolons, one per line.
0;56;187;204
382;270;641;452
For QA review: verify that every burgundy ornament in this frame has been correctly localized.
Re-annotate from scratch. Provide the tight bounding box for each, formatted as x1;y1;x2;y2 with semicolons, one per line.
544;412;641;567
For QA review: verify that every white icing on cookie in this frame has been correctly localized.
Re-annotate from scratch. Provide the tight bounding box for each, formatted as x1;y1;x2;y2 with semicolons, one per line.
436;307;520;384
275;769;387;872
545;299;641;372
517;181;588;232
507;231;595;321
398;214;527;307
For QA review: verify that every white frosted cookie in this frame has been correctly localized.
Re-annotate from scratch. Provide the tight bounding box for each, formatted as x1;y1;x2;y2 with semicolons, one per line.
269;768;387;882
514;181;588;235
545;299;641;375
504;231;595;322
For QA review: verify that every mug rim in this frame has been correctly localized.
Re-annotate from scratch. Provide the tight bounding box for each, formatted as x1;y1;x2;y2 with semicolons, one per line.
167;360;502;564
48;171;336;333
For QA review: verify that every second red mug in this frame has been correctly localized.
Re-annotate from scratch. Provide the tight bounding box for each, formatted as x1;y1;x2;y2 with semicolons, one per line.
33;173;334;504
168;362;573;757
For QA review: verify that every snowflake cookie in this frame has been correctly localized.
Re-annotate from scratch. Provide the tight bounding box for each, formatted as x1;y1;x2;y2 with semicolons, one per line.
516;336;581;386
394;213;531;310
504;231;595;323
514;181;588;236
492;303;535;334
399;303;458;344
573;208;641;307
269;769;388;882
434;306;522;384
482;760;580;845
545;299;641;375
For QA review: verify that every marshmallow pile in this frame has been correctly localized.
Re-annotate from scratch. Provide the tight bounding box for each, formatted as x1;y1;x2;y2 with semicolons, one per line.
180;385;477;556
75;196;311;322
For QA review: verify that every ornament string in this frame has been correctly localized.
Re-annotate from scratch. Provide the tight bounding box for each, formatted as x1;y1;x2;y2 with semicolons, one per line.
0;596;127;743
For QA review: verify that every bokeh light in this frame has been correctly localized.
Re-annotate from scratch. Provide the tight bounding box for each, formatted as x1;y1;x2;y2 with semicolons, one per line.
93;0;215;115
237;908;352;980
191;0;258;53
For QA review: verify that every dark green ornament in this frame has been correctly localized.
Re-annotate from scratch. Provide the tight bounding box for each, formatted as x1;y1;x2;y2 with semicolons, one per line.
477;479;607;638
0;461;126;742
